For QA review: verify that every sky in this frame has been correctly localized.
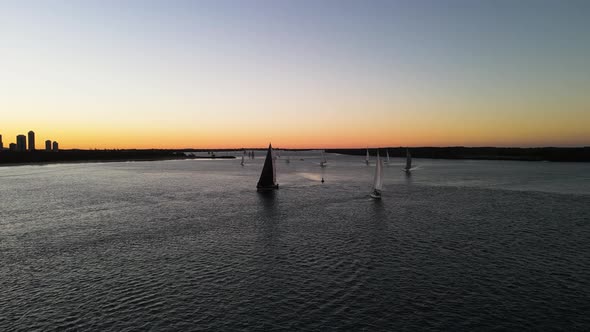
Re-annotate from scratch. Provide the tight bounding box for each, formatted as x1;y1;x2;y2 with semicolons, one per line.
1;0;589;149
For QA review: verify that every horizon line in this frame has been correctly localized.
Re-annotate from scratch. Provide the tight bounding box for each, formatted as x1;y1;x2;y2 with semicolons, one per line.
8;145;587;151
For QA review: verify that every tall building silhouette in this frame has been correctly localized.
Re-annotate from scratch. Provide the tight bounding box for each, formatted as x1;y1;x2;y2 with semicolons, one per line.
0;134;3;150
28;131;36;151
52;141;59;152
9;143;16;151
16;135;26;152
45;140;52;151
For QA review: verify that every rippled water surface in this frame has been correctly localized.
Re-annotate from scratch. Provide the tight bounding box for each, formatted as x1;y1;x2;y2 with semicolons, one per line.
1;154;589;330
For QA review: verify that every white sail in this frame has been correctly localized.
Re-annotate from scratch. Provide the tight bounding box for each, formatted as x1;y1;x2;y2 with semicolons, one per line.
405;149;412;170
386;149;390;163
241;154;245;166
320;150;327;166
373;153;383;191
365;148;370;164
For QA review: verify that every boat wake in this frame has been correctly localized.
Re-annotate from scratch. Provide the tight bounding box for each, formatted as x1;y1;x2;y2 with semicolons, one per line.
298;172;323;182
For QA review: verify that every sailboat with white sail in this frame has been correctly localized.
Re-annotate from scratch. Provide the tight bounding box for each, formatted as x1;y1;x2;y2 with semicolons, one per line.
241;151;245;166
257;144;279;191
370;151;384;199
320;150;327;167
386;149;390;164
365;148;370;165
404;148;412;173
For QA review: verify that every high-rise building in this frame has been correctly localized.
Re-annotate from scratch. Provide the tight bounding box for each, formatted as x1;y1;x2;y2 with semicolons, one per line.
16;135;26;152
45;140;52;151
9;143;17;151
28;131;36;151
0;134;3;150
52;141;59;152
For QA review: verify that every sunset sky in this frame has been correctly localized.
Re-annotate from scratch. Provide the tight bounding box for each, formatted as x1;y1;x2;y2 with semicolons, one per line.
1;1;589;149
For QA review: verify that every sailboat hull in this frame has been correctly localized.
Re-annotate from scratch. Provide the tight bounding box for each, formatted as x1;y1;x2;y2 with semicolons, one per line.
370;190;382;199
257;184;279;192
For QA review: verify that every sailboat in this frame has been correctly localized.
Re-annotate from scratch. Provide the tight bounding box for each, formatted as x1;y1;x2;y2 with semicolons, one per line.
320;150;327;167
241;152;245;166
365;148;370;165
257;144;279;191
386;149;390;164
370;151;383;199
404;148;412;173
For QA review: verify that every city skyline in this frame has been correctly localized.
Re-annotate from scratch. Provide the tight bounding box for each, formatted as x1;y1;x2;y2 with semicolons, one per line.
1;1;589;149
0;130;59;152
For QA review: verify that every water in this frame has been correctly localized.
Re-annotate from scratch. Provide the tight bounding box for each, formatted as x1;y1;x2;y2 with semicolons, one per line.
1;154;589;330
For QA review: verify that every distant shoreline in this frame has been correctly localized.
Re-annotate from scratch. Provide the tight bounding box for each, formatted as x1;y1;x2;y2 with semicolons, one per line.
1;147;588;166
326;147;590;162
0;150;235;167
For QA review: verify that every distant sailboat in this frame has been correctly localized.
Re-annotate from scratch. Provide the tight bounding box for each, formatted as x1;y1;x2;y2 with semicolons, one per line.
320;150;327;167
370;152;383;199
257;144;279;191
404;148;412;173
365;148;370;165
241;153;245;166
386;149;390;164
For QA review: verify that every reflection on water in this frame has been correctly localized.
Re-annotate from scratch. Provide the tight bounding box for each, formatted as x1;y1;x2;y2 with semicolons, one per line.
257;190;278;219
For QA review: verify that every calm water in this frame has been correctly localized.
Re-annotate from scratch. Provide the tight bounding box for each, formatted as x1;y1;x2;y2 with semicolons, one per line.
1;153;589;331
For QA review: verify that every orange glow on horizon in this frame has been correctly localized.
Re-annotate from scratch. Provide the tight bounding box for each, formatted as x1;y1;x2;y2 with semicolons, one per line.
2;94;588;149
1;124;587;150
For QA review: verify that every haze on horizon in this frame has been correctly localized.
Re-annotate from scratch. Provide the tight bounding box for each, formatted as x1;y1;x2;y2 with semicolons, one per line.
1;0;589;149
